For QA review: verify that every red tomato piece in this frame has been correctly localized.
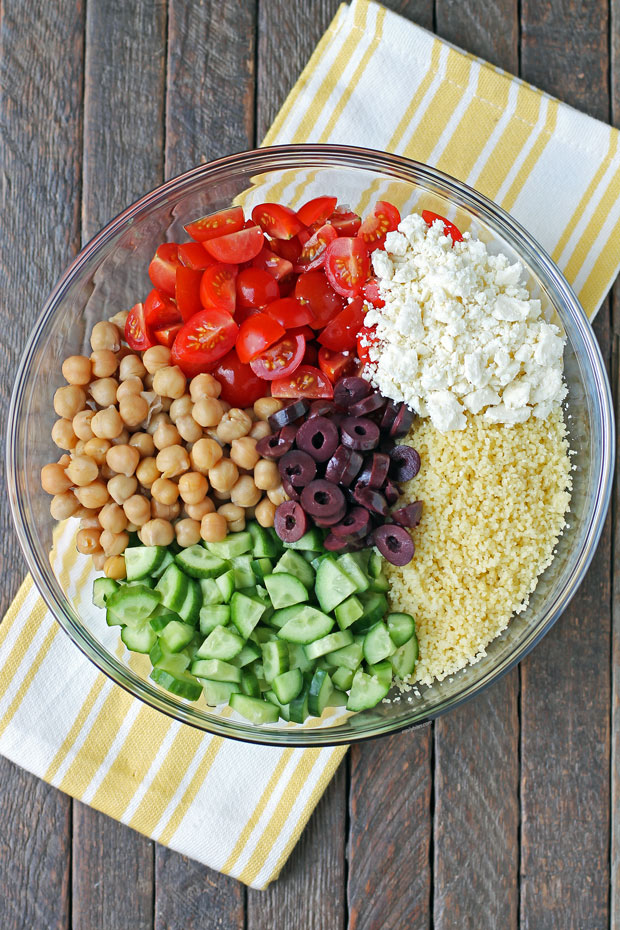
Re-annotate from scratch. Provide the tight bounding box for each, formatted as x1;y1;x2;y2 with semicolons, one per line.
236;268;280;309
266;297;314;329
318;297;365;351
421;210;464;243
328;208;362;236
177;241;216;271
148;243;180;296
251;203;304;240
288;325;315;341
171;309;239;378
358;200;401;251
252;246;294;281
214;349;267;407
184;206;244;242
295;223;338;272
144;288;181;330
318;346;357;382
324;237;370;297
175;266;203;322
249;332;306;381
125;302;155;351
362;277;385;308
295;271;345;329
296;195;338;228
236;313;286;364
270;236;303;264
199;264;237;314
356;324;380;364
203;225;265;263
271;364;334;400
154;324;182;348
302;341;319;367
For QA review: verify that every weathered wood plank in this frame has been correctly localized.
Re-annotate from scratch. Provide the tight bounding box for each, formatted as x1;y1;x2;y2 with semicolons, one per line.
154;848;244;930
436;0;518;69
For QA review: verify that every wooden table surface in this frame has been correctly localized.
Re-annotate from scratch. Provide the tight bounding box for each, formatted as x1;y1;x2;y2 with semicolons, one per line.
0;1;616;927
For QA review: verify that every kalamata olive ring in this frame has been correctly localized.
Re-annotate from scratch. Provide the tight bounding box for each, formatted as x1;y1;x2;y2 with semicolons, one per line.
340;417;380;452
349;393;386;417
333;376;371;406
389;445;421;482
274;500;307;542
324;445;363;486
295;416;339;462
373;523;415;565
300;479;346;522
268;399;309;431
331;506;371;539
256;428;295;460
278;450;317;487
352;485;389;516
390;403;415;437
391;501;423;527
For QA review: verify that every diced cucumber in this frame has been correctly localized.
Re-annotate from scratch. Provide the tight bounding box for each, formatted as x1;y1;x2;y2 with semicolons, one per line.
191;658;241;683
199;604;231;636
368;549;383;577
229;693;278;724
106;584;161;628
330;666;354;691
251;558;273;580
289;683;310;723
264;690;291;721
305;630;354;661
326;640;364;671
363;622;396;664
150;655;202;700
206;531;252;559
249;522;279;558
347;665;391;712
262;640;290;682
288;642;314;673
268;605;301;629
308;667;333;716
277;606;334;645
240;669;261;697
386;612;416;647
335;595;364;630
250;627;275;645
315;556;357;613
229;554;254;589
124;545;166;581
353;591;389;633
272;668;303;704
160;619;196;653
329;689;349;707
149;608;182;632
263;572;308;609
231;642;261;667
230;591;267;638
283;526;324;551
121;623;157;654
199;577;224;605
368;660;393;688
196;625;244;661
177;578;202;626
273;550;315;589
390;634;419;680
368;571;389;593
156;563;189;613
201;679;239;706
175;545;227;579
215;570;235;603
151;550;174;579
106;606;124;627
92;577;119;609
337;552;370;594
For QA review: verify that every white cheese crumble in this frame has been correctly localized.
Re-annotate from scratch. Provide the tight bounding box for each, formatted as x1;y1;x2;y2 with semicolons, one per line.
363;213;567;431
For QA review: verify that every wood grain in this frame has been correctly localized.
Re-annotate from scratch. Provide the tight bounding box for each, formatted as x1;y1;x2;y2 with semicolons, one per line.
154;847;244;930
436;0;518;69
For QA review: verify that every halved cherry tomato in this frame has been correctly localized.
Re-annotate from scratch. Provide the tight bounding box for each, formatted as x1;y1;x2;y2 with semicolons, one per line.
271;364;333;399
125;302;155;351
252;246;294;281
324;237;370;297
171;308;239;377
249;332;306;381
178;241;217;271
270;236;303;264
265;297;313;329
236;313;286;364
144;288;181;330
203;225;264;263
358;200;401;251
421;210;464;243
295;271;345;329
296;195;338;228
154;323;182;348
236;268;280;309
356;324;380;364
199;264;237;314
148;243;180;296
362;277;385;308
184;206;244;242
318;297;365;351
318;346;357;382
328;208;362;236
214;349;267;407
251;203;304;240
295;223;337;272
175;266;203;322
234;306;260;326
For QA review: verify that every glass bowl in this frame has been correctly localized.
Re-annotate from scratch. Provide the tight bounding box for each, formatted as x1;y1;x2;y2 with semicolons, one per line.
6;145;614;746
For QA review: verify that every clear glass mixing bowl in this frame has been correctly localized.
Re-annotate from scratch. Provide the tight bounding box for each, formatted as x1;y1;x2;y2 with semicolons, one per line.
6;145;614;746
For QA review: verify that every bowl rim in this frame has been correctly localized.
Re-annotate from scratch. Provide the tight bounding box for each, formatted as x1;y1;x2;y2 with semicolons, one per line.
6;143;615;746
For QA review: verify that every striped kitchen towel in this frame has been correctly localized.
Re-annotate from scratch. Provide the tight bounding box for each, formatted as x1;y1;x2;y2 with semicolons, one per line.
3;0;620;889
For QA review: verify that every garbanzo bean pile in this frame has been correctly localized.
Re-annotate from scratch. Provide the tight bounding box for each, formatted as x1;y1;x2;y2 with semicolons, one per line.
40;313;287;582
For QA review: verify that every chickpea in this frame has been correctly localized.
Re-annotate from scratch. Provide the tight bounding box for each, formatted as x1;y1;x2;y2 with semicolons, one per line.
151;499;180;521
211;487;231;501
119;354;146;381
254;396;283;420
152;365;186;399
136;457;160;489
185;497;215;520
75;440;87;456
175;518;201;548
200;512;228;543
100;529;129;556
76;527;102;555
116;377;143;402
191;396;223;428
92;552;107;571
89;378;117;407
255;498;275;527
107;474;137;505
54;385;86;420
216;408;252;444
84;437;111;465
74;480;109;509
129;432;155;457
169;394;193;423
106;443;140;477
254;459;280;491
41;462;72;495
178;471;208;504
62;355;92;386
151;477;180;505
250;420;271;441
143;345;171;374
230;436;259;470
153;420;181;450
58;453;71;468
73;409;95;442
91;406;123;439
190;437;223;474
104;554;126;580
208;458;238;493
79;510;101;529
143;372;155;390
267;485;287;506
50;490;80;520
66;455;99;487
111;428;131;447
90;321;120;352
156;444;190;478
52;418;78;451
108;309;129;330
190;373;221;401
218;502;245;525
90;349;118;378
99;502;128;534
176;414;202;443
147;411;169;437
244;407;258;422
119;394;149;428
230;474;261;508
140;518;175;547
100;464;115;480
123;494;151;526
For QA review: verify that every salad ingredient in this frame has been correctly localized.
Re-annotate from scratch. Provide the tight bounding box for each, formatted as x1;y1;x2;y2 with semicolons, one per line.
358;200;401;251
249;333;306;381
252;202;304;240
184;206;245;242
203;225;264;263
324;237;370;297
171;309;239;377
235;314;286;364
270;365;333;400
199;264;237;314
